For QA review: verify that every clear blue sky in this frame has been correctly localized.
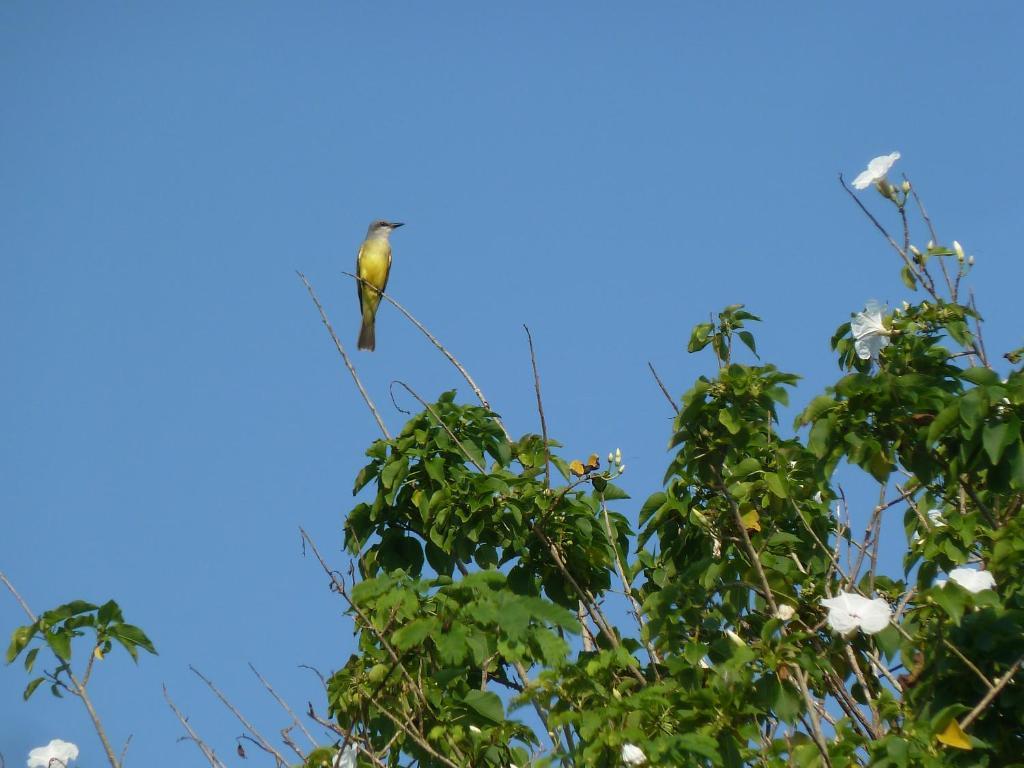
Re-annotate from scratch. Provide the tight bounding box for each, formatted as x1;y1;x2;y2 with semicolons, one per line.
2;3;1023;766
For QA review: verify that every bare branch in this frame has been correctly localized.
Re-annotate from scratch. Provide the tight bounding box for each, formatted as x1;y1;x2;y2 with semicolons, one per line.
164;685;228;768
341;271;510;441
297;271;391;440
189;666;290;767
960;655;1024;731
391;380;485;472
249;663;317;749
647;362;680;415
523;325;551;488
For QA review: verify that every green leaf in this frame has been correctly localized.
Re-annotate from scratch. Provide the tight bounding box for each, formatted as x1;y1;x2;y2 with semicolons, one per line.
983;420;1012;465
718;408;742;435
961;367;1000;386
900;264;918;290
808;418;832;458
23;677;45;700
959;390;986;431
600;482;630;501
737;330;759;358
639;492;666;525
462;689;504;724
928;585;966;626
928;403;961;445
688;322;714;353
46;629;72;662
23;646;39;673
392;618;436;651
765;472;789;499
6;624;33;663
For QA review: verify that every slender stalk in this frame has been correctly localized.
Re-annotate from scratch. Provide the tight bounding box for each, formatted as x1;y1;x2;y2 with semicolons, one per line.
297;272;391;439
341;271;510;440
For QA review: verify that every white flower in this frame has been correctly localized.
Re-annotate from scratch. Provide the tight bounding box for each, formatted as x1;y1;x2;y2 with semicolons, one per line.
27;740;79;768
334;744;357;768
775;604;796;622
621;743;647;766
947;567;996;594
469;725;482;734
851;301;890;362
821;592;891;636
852;152;901;190
926;508;946;527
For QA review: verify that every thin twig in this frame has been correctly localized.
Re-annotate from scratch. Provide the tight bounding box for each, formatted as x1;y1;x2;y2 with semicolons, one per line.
960;655;1024;731
648;362;680;415
190;666;290;767
524;325;551;489
164;685;228;768
392;380;485;472
249;663;318;748
297;272;391;439
118;736;133;768
341;271;510;441
838;175;937;299
600;498;661;672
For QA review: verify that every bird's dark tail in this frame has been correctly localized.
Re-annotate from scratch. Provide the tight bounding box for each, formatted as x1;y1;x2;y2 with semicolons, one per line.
358;316;375;351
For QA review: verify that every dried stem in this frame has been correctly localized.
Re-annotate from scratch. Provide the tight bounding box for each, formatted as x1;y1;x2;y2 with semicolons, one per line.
648;362;680;415
392;380;485;472
960;655;1024;731
164;685;228;768
600;498;661;672
524;325;551;489
297;272;391;439
341;271;510;441
248;663;318;748
189;666;290;767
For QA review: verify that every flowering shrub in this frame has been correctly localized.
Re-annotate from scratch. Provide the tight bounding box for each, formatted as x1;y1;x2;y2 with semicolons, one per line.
318;157;1023;767
6;156;1023;768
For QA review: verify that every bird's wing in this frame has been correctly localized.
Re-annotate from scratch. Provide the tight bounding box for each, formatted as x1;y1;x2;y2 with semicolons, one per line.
356;242;365;316
381;243;393;295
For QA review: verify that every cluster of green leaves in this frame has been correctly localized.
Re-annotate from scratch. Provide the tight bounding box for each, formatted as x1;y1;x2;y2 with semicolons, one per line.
327;280;1023;767
6;599;156;700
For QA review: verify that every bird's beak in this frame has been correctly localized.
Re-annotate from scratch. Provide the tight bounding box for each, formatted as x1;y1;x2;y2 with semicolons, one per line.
389;222;405;228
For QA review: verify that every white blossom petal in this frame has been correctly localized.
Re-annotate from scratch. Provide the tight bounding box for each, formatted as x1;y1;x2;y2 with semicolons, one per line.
27;740;79;768
334;744;357;768
821;592;892;636
621;743;647;766
926;509;946;527
851;301;890;362
775;604;796;621
852;152;900;190
948;567;996;594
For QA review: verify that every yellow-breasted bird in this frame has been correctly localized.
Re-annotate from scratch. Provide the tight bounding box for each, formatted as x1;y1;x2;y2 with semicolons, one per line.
356;219;403;351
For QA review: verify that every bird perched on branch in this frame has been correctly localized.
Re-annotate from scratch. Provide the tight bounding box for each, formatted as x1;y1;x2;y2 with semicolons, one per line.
356;219;403;351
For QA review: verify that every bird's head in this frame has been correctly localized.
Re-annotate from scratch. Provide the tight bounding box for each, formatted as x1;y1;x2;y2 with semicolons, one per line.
367;220;404;239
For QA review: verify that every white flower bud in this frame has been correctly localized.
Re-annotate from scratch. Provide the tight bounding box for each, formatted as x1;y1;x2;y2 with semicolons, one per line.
725;629;745;646
953;240;964;261
968;255;975;266
909;244;922;257
775;604;796;621
901;180;911;193
607;452;614;464
618;464;626;474
614;447;622;464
